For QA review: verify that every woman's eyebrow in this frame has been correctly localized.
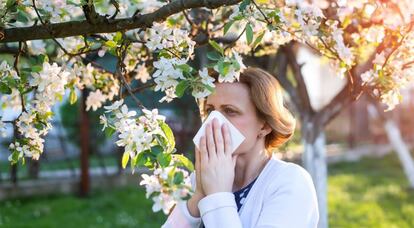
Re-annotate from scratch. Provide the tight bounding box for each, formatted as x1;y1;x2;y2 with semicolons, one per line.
206;104;239;109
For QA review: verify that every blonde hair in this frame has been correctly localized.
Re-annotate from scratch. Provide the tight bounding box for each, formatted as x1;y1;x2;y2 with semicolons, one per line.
197;67;296;156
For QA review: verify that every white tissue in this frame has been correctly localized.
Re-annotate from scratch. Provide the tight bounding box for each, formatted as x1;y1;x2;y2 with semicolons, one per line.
193;110;245;154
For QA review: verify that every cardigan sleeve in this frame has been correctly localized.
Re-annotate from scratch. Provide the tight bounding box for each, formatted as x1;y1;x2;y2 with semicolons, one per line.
161;172;202;228
255;163;319;228
197;192;242;228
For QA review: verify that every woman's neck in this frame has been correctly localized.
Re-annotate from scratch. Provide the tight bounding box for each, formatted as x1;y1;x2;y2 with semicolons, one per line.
232;147;270;192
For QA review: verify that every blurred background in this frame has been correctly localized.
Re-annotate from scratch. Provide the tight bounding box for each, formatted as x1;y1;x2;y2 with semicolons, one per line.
1;46;414;228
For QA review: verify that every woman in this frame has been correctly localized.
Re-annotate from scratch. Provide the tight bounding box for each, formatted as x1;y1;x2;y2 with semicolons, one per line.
162;67;319;228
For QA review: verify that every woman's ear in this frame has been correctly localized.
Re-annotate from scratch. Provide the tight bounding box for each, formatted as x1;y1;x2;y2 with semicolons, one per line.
259;122;272;138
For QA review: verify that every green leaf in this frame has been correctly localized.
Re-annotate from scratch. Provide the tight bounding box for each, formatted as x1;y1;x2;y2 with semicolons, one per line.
37;54;48;64
246;23;253;45
176;64;192;73
5;77;17;88
136;151;148;167
158;50;172;59
69;88;77;104
9;150;19;165
208;40;224;55
157;152;172;168
6;0;16;8
173;171;184;185
175;80;189;98
207;51;222;61
218;61;230;76
160;122;175;151
224;20;235;35
113;32;123;44
203;84;215;93
0;82;12;94
168;166;177;181
173;154;194;172
252;31;265;49
104;127;116;138
16;10;30;23
121;152;129;169
239;0;251;12
151;145;164;157
105;40;117;48
154;134;168;152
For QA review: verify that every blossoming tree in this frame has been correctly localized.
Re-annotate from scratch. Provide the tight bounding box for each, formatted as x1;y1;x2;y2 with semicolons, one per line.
1;0;413;227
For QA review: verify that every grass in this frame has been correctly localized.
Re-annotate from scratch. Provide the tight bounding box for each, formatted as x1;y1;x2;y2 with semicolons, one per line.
0;186;167;228
1;152;413;227
328;153;414;228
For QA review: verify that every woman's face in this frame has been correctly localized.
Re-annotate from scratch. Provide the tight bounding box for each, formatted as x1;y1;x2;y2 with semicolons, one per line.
204;82;268;155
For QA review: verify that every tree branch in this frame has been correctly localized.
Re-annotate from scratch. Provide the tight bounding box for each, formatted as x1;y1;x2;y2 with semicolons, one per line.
282;43;314;114
1;0;241;43
272;50;302;116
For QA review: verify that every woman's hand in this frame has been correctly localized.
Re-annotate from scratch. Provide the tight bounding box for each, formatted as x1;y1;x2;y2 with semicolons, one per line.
195;146;205;196
186;142;205;217
199;118;238;195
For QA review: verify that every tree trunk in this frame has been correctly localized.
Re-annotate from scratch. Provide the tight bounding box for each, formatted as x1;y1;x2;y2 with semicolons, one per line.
28;160;40;179
368;103;414;188
302;121;328;228
80;89;90;197
384;120;414;188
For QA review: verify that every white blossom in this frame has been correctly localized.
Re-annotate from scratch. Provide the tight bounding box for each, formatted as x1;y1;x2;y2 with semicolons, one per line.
86;90;106;111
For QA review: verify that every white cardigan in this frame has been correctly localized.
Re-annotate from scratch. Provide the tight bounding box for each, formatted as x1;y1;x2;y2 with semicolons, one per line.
162;156;319;228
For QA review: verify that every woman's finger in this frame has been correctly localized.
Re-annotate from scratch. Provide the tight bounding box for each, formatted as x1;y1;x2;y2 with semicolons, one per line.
213;118;225;156
199;135;208;164
195;147;203;193
205;121;217;160
195;147;201;171
223;123;232;156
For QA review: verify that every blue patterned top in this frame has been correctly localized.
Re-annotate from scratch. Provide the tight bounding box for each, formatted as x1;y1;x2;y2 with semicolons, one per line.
199;176;258;228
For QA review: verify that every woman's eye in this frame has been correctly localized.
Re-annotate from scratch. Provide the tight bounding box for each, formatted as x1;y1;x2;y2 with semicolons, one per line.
225;109;235;114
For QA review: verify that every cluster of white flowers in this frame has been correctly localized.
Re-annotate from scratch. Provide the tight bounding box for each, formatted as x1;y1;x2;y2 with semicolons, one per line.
69;63;120;111
143;22;198;102
360;29;414;111
134;64;151;83
9;62;70;161
145;22;195;58
294;2;325;37
364;26;385;44
152;57;186;102
101;99;166;158
0;61;18;79
191;68;216;99
140;166;192;214
21;0;83;23
13;111;47;160
328;21;354;67
101;99;194;214
1;88;21;111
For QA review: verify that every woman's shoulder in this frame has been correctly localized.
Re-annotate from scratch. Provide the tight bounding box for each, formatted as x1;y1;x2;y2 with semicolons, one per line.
264;157;316;194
